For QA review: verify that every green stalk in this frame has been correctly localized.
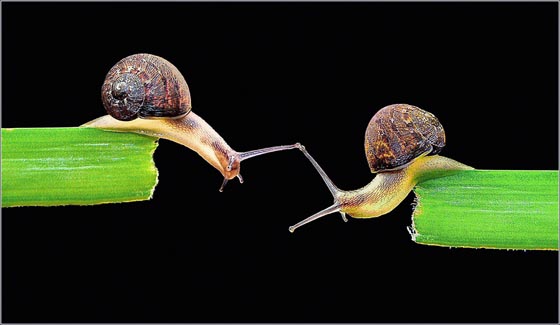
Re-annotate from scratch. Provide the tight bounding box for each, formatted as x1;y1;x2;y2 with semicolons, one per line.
411;170;558;250
2;127;159;207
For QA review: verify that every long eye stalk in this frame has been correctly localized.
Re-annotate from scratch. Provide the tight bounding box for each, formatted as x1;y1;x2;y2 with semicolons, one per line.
218;143;303;192
289;203;342;233
239;143;303;161
287;146;348;232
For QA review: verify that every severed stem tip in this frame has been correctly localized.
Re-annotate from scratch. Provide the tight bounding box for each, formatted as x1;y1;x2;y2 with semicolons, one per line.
289;203;341;233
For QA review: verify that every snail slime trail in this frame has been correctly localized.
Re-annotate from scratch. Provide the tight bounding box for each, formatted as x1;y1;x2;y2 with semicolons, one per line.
84;53;303;191
289;104;473;233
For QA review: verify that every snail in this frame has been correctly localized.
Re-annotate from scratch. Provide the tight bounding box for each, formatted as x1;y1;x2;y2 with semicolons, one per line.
83;53;301;191
290;104;473;232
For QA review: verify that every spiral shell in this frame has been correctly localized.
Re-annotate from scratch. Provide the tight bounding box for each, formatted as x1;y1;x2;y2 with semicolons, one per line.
101;53;192;121
364;104;445;173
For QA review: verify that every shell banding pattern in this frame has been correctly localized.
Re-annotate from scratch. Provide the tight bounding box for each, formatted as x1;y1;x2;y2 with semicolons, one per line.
364;104;446;173
101;53;192;121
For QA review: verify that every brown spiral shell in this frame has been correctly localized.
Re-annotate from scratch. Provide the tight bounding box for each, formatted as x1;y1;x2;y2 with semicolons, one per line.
101;53;192;121
364;104;445;173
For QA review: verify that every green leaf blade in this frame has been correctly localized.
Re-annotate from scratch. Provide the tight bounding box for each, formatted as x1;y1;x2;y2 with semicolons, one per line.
2;127;159;207
412;170;559;250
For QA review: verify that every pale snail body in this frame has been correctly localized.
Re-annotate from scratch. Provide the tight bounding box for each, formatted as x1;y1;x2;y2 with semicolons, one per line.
336;154;470;219
291;104;472;232
84;53;301;191
85;112;241;180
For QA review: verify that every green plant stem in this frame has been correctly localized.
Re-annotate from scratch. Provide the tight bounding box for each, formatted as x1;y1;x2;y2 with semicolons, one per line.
2;127;159;207
411;170;558;250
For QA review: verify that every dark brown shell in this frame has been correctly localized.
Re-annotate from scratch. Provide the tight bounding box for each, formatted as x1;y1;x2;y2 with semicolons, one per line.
101;53;192;121
364;104;445;173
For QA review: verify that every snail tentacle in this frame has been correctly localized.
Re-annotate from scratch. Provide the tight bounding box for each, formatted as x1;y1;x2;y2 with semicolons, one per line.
298;145;341;197
288;203;341;233
238;143;303;161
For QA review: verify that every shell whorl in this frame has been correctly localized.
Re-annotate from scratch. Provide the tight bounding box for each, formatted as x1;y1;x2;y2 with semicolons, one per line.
364;104;445;173
101;53;192;121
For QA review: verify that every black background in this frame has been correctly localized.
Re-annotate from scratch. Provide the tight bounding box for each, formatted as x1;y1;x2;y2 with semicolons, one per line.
2;2;558;323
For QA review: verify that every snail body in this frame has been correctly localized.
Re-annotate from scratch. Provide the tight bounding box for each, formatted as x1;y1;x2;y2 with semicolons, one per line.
290;104;472;232
85;53;301;191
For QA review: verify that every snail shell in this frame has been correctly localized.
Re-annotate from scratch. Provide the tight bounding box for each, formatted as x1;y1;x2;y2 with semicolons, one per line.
101;53;192;121
364;104;445;173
